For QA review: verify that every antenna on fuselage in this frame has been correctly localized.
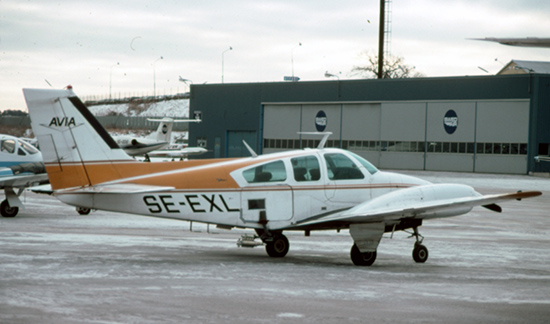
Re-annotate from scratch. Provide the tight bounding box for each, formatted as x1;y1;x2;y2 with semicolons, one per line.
298;132;333;148
242;140;258;157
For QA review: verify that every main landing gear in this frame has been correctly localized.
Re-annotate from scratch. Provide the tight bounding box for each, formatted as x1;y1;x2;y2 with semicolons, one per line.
350;226;429;266
1;199;18;218
237;231;290;258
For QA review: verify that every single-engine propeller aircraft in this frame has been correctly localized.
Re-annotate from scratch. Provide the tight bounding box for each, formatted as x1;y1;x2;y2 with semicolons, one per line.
1;134;48;217
113;117;201;159
23;87;542;266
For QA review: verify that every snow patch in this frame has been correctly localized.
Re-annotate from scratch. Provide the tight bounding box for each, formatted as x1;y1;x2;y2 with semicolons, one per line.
88;99;189;117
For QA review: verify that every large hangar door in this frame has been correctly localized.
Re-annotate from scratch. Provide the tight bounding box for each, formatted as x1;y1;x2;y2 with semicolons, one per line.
425;102;477;172
474;100;529;174
341;103;381;166
379;102;426;170
263;104;302;154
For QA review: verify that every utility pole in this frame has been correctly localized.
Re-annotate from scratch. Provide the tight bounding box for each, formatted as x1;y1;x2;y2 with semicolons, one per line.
378;0;385;79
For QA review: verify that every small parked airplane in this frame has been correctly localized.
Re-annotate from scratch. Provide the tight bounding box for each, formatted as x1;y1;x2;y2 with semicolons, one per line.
23;87;541;266
0;134;49;217
147;144;208;160
113;117;201;158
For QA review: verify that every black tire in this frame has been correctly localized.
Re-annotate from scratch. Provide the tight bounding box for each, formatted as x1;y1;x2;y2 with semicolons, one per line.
265;234;289;258
412;244;429;263
1;199;18;218
350;244;377;266
76;207;91;215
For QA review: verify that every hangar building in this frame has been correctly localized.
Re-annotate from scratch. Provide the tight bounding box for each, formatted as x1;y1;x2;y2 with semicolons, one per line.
188;74;550;175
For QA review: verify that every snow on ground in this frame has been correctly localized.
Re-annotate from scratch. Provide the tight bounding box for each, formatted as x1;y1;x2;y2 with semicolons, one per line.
88;99;189;117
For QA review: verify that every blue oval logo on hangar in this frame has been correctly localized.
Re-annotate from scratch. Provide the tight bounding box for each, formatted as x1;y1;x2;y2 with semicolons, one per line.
443;110;458;134
315;110;327;132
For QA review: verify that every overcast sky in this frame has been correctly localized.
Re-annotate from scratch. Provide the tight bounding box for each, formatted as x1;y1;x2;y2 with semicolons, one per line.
1;0;549;112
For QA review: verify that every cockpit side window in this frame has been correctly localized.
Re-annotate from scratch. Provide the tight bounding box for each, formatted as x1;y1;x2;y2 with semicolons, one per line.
242;160;287;183
324;153;365;180
1;139;15;154
291;155;321;182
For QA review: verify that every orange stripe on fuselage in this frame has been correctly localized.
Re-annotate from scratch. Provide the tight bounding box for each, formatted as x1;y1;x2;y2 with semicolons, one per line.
46;155;296;190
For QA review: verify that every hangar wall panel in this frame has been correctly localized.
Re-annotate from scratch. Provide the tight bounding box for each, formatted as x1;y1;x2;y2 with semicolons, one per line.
263;105;301;139
341;104;381;140
475;100;529;142
378;102;426;170
380;102;426;141
379;152;425;170
475;155;527;174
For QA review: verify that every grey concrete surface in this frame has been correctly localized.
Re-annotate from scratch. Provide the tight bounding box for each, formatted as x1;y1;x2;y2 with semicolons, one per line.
1;171;549;323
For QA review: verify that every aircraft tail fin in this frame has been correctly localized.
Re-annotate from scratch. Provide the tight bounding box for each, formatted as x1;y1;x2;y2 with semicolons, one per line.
146;117;174;143
23;87;134;190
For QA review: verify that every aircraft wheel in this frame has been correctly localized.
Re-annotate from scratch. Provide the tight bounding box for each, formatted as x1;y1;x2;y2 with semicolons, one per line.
350;244;377;266
412;244;429;263
1;199;18;217
265;234;289;258
76;207;91;215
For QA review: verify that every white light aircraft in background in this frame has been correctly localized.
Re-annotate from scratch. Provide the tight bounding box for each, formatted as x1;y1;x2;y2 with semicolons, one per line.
0;134;48;217
146;144;207;160
23;88;542;266
113;117;201;159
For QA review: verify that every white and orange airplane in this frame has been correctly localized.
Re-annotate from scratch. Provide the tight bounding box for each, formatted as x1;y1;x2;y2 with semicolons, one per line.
23;87;542;266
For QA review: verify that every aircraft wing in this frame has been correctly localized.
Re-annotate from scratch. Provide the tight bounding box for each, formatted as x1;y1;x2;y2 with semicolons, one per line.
0;173;49;189
292;185;542;230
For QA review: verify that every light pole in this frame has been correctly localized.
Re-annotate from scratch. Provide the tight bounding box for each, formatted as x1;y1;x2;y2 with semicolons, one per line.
222;46;232;83
153;56;163;97
109;62;119;99
291;42;302;81
179;76;193;93
324;71;340;80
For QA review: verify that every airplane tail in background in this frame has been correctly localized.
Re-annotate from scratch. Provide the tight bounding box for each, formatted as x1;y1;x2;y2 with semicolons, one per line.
147;117;174;143
147;117;201;144
23;88;135;190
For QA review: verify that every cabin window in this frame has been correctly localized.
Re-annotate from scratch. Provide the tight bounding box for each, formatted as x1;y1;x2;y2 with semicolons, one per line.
1;139;15;154
242;160;287;183
324;153;365;180
291;155;321;182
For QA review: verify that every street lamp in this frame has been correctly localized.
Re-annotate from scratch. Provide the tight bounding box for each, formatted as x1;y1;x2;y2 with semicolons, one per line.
324;71;340;80
222;46;232;83
291;42;302;81
153;56;163;97
109;62;119;99
179;76;193;93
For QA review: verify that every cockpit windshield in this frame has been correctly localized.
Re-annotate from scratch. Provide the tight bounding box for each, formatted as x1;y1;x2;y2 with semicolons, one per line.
18;140;39;155
348;152;378;175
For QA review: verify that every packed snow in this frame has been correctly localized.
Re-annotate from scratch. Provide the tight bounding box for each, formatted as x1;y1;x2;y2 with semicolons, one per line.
88;99;189;117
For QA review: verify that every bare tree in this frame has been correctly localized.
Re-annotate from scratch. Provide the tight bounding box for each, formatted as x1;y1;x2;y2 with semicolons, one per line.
351;51;425;79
